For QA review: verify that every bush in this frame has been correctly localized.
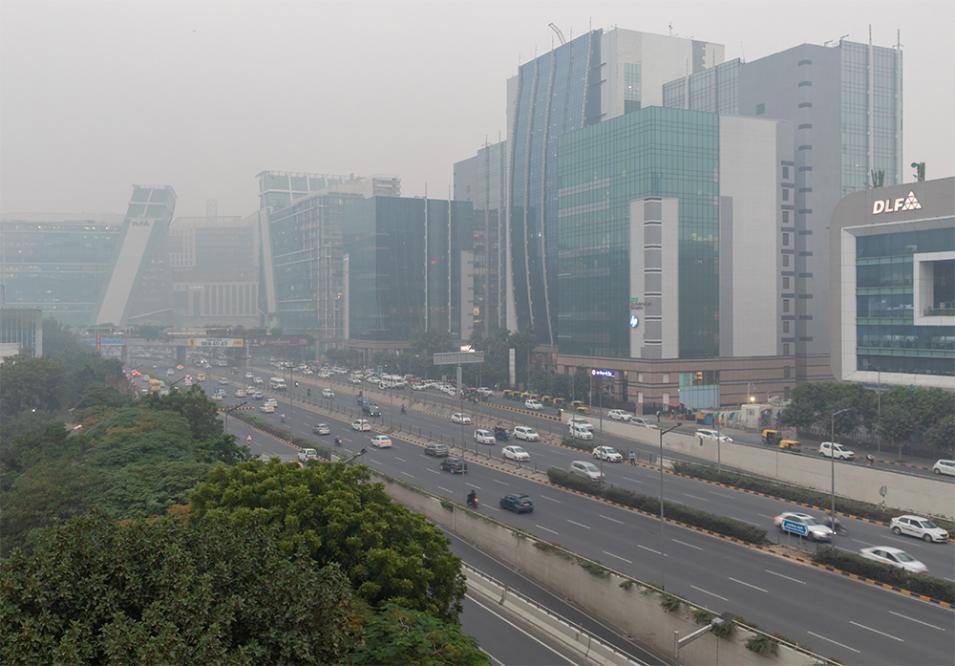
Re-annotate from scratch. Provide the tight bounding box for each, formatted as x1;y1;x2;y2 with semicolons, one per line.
660;593;682;613
561;436;593;452
813;548;955;603
671;462;955;533
547;468;768;545
745;634;779;657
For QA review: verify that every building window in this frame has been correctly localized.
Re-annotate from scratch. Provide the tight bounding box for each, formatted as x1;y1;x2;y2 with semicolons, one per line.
783;343;791;355
782;166;791;179
797;81;812;87
783;276;791;289
783;299;791;313
782;232;791;246
782;188;790;202
782;210;791;225
662;374;670;384
784;366;792;379
798;123;813;129
783;320;791;333
783;254;791;267
797;59;813;66
798;102;813;108
798;145;813;151
755;103;766;115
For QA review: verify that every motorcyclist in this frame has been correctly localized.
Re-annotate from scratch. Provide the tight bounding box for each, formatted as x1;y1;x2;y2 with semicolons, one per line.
334;437;342;447
401;404;407;414
280;413;286;423
466;490;478;508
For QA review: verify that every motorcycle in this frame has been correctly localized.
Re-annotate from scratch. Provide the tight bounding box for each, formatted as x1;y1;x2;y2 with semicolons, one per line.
335;437;342;447
466;494;479;509
825;516;848;536
401;404;407;414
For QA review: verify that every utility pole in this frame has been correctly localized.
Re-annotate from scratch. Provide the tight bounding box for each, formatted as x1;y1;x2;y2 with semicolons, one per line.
830;408;851;540
658;422;682;589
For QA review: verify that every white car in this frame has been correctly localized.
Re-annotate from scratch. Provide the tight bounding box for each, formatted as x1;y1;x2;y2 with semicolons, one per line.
773;512;833;542
890;515;949;543
569;460;603;481
351;419;371;432
859;546;928;574
259;404;275;413
569;420;594;441
244;372;254;379
297;448;319;463
593;446;623;462
524;399;543;410
312;423;331;436
264;398;278;407
234;389;247;398
608;409;631;422
476;387;493;397
253;376;264;385
512;426;540;442
370;434;393;448
696;429;733;443
251;391;264;400
451;412;472;425
932;459;955;477
630;417;659;430
473;429;496;445
502;445;530;462
819;441;855;460
321;388;335;399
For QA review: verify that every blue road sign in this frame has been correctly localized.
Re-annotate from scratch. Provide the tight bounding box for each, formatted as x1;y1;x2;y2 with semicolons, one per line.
782;519;809;537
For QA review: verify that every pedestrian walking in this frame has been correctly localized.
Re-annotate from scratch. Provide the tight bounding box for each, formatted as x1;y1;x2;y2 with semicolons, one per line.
628;449;636;466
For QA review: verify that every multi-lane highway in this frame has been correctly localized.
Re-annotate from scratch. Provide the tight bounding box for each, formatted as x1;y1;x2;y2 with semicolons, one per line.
130;359;955;665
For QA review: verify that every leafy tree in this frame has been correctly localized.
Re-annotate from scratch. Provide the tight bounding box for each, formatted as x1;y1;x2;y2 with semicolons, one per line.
924;414;955;455
190;460;466;621
143;386;223;441
40;317;86;358
1;512;360;665
351;602;490;666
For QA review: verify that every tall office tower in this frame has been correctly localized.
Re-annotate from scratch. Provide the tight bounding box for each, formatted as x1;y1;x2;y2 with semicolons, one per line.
168;216;260;328
506;28;724;344
454;140;508;336
341;196;473;363
663;37;903;380
256;171;402;330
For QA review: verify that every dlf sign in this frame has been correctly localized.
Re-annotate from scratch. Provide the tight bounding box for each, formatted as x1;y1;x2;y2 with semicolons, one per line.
872;191;921;215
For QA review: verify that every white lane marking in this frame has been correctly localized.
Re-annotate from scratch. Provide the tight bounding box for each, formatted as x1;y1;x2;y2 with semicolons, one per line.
466;482;482;490
599;514;625;525
567;519;591;530
851;538;876;547
849;621;904;642
602;550;633;565
535;524;559;536
394;456;406;462
492;479;508;486
807;631;861;654
466;594;571;664
888;610;947;631
757;513;774;519
438;486;454;494
539;494;562;503
690;584;729;602
764;569;806;585
485;505;501;512
400;471;414;478
636;544;663;556
682;493;707;502
728;577;768;593
671;538;703;551
706;489;736;498
426;469;439;475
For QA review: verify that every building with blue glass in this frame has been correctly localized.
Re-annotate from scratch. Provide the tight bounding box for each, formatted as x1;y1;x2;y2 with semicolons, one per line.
554;106;796;408
506;28;725;344
663;37;903;380
830;177;954;390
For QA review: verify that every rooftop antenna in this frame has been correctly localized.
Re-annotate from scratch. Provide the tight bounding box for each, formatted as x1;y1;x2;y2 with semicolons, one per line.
548;22;567;45
740;41;745;62
668;22;673;36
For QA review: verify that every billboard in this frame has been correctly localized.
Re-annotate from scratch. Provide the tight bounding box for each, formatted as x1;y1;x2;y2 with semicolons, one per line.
186;338;245;348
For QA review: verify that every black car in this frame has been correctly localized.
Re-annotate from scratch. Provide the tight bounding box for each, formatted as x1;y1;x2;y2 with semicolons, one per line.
424;442;450;457
362;403;381;417
493;425;510;441
440;457;468;474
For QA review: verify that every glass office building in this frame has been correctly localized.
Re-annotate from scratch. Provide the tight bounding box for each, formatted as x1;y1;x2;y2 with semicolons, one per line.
831;177;954;389
343;197;473;344
507;28;724;344
664;38;903;379
557;107;721;359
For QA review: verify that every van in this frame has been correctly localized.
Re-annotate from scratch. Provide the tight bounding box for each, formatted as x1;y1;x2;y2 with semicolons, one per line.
569;460;603;481
568;421;594;440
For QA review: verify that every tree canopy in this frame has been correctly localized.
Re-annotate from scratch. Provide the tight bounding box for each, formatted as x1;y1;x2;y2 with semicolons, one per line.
190;460;466;620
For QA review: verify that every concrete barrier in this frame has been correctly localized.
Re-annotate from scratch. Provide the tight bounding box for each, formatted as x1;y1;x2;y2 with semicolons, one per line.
377;474;833;666
463;564;644;666
579;417;955;519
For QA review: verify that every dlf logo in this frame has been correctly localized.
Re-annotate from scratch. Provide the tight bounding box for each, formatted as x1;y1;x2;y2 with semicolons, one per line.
873;191;922;215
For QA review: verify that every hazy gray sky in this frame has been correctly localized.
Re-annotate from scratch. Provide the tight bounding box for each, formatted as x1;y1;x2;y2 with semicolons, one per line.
2;0;953;217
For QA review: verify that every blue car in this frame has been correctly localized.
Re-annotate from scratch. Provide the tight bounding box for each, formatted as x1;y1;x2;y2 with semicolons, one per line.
499;494;534;514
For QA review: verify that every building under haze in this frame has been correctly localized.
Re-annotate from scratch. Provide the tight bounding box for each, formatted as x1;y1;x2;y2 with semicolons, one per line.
829;177;954;390
0;185;177;329
663;36;904;381
0;307;43;359
169;214;260;328
257;170;401;332
554;106;795;408
506;27;725;345
453;140;507;336
342;196;473;361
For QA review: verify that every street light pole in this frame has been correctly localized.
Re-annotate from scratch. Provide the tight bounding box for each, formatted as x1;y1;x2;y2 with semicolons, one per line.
830;408;851;540
658;422;682;589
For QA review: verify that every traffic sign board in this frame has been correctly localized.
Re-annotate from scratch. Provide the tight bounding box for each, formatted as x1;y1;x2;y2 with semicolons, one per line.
433;351;485;365
782;519;808;537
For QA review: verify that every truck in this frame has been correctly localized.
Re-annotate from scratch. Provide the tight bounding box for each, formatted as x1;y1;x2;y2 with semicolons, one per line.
270;377;287;391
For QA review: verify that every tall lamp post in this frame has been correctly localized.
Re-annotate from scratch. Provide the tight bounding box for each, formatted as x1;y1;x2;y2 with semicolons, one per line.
830;408;852;539
658;422;682;589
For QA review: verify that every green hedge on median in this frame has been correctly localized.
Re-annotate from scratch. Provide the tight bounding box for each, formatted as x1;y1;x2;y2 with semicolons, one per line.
547;468;768;545
232;412;331;460
813;548;955;604
671;462;955;533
